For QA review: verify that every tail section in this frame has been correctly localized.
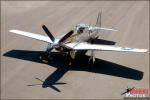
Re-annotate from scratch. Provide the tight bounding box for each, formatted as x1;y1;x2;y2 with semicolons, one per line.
95;11;118;32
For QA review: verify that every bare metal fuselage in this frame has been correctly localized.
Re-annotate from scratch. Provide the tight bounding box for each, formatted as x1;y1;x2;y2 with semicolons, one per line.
47;27;99;59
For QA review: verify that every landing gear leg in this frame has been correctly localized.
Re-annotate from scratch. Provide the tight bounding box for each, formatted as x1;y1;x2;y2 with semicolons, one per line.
88;50;95;67
66;52;74;66
39;43;53;63
47;50;53;61
39;52;50;63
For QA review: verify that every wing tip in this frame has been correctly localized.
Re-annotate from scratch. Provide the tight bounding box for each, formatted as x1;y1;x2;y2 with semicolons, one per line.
9;29;17;33
9;29;14;32
139;49;148;53
134;49;148;53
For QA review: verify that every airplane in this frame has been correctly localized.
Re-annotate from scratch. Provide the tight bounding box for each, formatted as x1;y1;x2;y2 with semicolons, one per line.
121;86;135;95
9;12;148;66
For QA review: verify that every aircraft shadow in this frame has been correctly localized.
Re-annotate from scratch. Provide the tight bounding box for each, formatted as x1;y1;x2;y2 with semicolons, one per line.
93;38;116;45
27;68;68;92
3;50;143;92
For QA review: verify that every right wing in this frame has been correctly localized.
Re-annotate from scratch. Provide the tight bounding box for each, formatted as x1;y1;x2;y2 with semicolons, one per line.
65;42;148;53
9;30;53;43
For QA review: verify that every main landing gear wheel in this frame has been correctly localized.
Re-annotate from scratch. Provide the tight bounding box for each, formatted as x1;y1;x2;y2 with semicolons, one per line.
88;55;96;68
88;59;95;68
39;52;53;64
66;52;74;67
88;50;95;68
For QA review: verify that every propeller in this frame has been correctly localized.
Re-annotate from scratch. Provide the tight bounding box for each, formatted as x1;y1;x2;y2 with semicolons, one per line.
42;25;74;57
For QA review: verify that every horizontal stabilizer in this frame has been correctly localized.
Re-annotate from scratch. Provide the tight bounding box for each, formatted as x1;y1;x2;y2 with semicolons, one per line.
99;27;118;31
94;27;118;31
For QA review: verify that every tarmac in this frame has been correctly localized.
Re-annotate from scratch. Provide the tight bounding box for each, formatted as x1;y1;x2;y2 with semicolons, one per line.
1;1;149;99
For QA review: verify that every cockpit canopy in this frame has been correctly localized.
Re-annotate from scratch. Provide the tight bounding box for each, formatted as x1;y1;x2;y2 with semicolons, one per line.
75;24;90;34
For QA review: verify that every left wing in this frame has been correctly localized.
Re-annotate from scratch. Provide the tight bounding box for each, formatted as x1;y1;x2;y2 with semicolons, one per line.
9;30;53;43
65;42;147;52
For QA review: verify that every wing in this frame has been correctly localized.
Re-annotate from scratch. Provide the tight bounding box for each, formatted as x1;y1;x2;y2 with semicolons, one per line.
9;30;53;43
65;42;147;52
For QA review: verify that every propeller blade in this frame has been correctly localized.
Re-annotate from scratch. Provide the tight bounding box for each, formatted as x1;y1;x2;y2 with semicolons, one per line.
50;85;61;92
27;84;42;86
59;30;74;43
54;82;67;85
35;77;44;82
42;25;55;42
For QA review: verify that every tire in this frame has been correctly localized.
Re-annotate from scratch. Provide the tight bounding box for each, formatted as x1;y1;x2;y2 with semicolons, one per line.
88;59;95;69
39;52;52;63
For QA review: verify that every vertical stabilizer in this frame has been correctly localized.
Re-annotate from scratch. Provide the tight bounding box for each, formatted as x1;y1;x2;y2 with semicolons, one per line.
96;11;102;27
